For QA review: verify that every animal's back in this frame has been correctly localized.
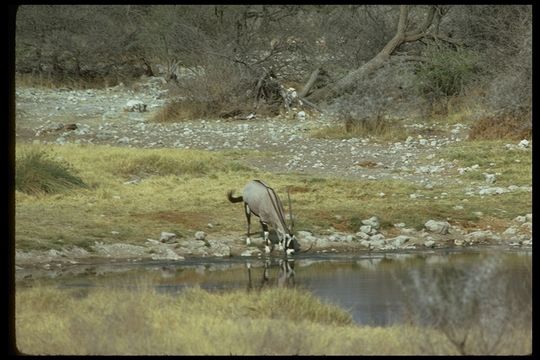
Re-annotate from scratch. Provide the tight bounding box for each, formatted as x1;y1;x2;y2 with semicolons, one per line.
242;180;285;221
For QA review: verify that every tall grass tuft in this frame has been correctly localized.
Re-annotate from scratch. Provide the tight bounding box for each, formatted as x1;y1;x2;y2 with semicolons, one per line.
15;148;87;195
468;109;532;140
310;113;409;142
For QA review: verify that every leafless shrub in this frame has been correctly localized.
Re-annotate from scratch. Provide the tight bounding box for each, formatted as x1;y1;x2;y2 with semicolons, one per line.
400;254;532;355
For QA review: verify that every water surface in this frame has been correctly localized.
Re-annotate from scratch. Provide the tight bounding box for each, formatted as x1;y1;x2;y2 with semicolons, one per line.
17;248;532;327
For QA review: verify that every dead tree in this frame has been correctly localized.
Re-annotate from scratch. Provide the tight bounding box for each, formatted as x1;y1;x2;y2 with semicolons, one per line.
309;5;450;102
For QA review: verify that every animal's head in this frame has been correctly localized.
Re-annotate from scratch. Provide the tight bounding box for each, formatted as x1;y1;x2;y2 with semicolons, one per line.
285;188;300;255
285;233;300;255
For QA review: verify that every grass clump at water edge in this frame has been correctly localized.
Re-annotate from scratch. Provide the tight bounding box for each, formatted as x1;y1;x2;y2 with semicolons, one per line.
15;148;87;195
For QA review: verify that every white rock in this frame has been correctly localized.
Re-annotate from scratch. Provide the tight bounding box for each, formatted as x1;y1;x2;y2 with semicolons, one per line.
355;231;370;240
465;230;495;243
160;231;177;242
518;139;529;148
151;247;184;261
359;225;372;234
484;173;496;184
423;240;436;248
124;100;147;112
503;227;518;236
479;187;506;195
392;235;410;247
195;231;207;241
424;220;450;235
521;222;532;232
369;234;385;241
514;215;527;223
362;216;380;229
370;239;386;249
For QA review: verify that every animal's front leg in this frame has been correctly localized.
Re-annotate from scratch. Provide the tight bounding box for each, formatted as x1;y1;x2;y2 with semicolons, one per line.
261;222;271;253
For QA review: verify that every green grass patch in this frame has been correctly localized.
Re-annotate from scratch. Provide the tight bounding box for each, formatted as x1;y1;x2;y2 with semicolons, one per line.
437;140;532;186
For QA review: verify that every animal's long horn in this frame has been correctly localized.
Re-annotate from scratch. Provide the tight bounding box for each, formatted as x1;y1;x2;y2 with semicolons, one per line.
287;187;294;232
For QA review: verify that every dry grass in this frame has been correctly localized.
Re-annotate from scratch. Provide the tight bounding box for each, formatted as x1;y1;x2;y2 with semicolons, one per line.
15;284;530;355
152;99;223;122
14;140;531;251
468;110;532;140
310;115;410;142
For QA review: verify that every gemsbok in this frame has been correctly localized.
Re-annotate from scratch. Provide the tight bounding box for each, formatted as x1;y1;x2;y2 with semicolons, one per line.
227;179;299;255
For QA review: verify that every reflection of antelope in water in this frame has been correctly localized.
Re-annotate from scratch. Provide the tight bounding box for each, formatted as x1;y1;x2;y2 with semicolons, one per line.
246;258;296;291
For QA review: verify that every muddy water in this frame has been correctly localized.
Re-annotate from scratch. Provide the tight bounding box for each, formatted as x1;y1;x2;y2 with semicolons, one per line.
17;248;532;327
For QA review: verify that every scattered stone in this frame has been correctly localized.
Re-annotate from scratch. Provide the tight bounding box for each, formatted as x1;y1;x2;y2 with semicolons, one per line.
359;225;372;234
124;99;147;112
195;231;207;241
391;235;410;247
514;215;527;223
521;222;532;232
400;228;417;235
150;247;184;261
160;231;177;243
355;231;370;240
362;216;380;229
518;139;529;148
424;220;450;235
423;240;436;248
465;230;496;243
479;187;506;195
369;239;385;249
454;239;464;246
484;173;496;184
369;234;385;241
502;227;518;237
206;240;230;257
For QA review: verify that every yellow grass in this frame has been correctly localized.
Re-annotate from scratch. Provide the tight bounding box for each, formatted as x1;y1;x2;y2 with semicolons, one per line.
15;284;530;355
15;141;532;251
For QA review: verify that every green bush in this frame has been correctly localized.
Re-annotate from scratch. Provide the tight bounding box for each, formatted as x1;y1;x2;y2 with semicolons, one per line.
415;45;480;98
16;149;87;195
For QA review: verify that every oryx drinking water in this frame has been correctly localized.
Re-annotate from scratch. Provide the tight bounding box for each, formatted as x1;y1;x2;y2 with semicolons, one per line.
227;180;298;255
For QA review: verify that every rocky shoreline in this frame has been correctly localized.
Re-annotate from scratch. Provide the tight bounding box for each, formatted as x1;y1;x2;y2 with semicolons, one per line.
15;213;532;277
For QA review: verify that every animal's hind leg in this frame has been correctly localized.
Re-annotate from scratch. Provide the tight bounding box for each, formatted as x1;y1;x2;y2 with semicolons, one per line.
244;203;252;245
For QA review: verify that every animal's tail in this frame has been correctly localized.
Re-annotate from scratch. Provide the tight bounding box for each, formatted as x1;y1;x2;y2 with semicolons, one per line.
227;190;243;203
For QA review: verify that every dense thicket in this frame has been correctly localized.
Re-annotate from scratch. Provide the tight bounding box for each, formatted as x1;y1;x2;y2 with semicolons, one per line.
16;5;531;118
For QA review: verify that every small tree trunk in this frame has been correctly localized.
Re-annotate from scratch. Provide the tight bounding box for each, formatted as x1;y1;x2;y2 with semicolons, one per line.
298;67;321;98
